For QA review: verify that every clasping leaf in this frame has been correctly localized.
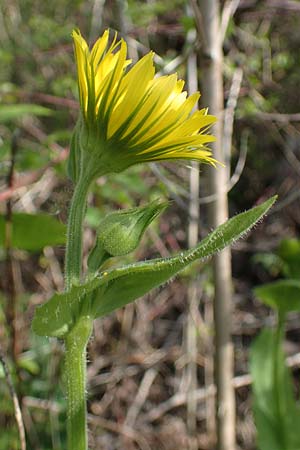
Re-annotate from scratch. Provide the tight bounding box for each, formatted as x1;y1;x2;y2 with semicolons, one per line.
32;196;276;338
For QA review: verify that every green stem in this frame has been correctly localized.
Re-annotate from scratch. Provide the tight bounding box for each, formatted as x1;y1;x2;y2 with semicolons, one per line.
65;177;90;290
64;174;92;450
64;316;93;450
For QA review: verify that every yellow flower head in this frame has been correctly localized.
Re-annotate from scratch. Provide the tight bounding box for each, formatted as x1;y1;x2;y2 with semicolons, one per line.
71;29;216;178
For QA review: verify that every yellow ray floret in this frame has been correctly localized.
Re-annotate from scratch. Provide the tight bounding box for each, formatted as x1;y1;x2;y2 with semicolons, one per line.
72;29;217;175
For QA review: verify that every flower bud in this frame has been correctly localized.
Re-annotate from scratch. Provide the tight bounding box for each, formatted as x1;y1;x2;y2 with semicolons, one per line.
88;199;168;272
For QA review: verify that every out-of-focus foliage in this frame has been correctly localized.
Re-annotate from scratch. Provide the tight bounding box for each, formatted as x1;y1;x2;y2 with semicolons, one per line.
0;213;66;251
0;1;300;448
250;328;300;450
252;237;300;450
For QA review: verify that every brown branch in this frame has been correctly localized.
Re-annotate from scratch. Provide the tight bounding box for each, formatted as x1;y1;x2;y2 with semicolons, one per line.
19;91;79;110
255;111;300;123
0;141;68;204
88;414;151;450
147;351;300;422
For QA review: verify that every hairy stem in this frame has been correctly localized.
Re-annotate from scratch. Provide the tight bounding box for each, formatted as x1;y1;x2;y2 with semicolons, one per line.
64;174;92;450
65;177;90;290
64;316;93;450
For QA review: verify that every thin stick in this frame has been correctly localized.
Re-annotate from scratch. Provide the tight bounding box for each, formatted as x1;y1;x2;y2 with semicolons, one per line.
0;348;26;450
204;296;216;444
185;11;200;448
223;68;243;173
124;368;158;427
255;111;300;122
220;0;240;43
198;2;236;449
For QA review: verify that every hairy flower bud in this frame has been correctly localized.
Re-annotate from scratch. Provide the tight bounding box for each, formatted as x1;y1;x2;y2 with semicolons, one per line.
88;199;168;271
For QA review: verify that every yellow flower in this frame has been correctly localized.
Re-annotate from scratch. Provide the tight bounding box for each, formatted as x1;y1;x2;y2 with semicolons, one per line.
71;29;216;178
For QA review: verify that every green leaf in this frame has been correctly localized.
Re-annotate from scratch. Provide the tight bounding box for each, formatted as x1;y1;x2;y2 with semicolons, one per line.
32;277;101;337
254;279;300;314
250;329;300;450
0;104;52;123
0;213;66;251
92;196;277;318
32;196;276;337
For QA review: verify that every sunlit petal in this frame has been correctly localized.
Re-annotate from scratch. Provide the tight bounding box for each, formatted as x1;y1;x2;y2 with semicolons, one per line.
72;29;217;176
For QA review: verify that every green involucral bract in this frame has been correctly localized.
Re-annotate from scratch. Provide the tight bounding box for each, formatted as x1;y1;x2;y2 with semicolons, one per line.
68;121;82;183
87;199;168;272
32;196;277;338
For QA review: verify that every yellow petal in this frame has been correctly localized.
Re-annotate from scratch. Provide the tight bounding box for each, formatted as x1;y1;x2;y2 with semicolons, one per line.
90;30;110;67
107;53;155;137
71;28;217;175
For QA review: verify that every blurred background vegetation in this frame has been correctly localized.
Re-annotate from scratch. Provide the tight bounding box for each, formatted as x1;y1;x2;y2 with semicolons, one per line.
1;0;300;449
